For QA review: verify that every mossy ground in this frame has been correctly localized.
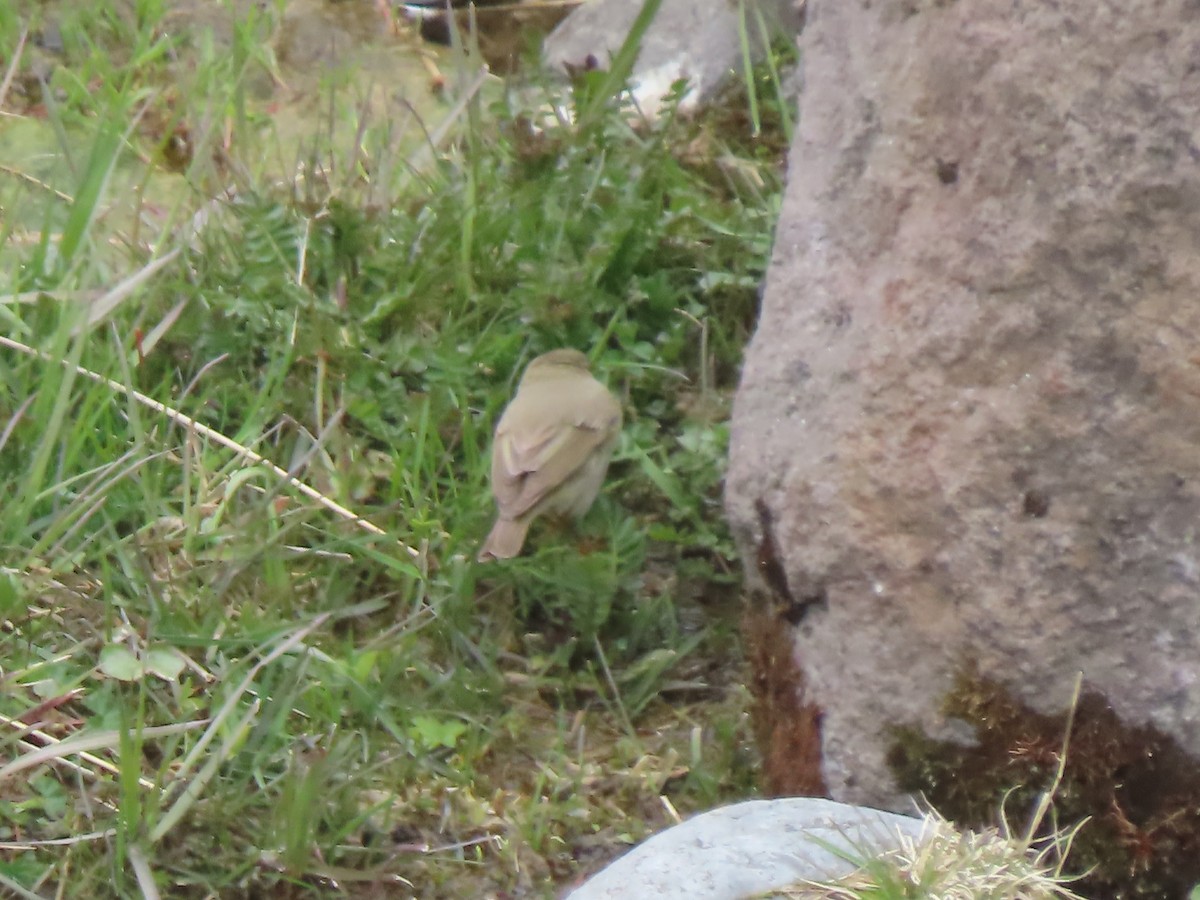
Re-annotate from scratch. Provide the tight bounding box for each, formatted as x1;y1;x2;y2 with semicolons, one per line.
889;669;1200;898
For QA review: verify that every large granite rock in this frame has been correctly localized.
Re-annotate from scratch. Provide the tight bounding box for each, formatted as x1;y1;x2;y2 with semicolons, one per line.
726;0;1200;808
567;798;923;899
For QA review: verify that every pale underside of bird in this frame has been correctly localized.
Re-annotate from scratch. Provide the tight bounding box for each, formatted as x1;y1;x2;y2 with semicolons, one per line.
479;349;622;561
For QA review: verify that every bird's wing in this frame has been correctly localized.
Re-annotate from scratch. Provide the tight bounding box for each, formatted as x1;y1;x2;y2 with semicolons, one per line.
491;382;620;519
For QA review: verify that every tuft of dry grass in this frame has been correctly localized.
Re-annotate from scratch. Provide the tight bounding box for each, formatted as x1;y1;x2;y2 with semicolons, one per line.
780;808;1085;900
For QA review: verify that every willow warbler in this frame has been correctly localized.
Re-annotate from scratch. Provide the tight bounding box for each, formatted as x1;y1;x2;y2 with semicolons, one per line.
479;349;622;561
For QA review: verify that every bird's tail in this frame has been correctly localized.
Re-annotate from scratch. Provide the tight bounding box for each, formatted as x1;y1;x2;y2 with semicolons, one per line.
478;517;531;561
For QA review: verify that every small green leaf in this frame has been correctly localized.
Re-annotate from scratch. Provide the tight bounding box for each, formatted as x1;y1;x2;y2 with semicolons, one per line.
409;715;467;751
351;650;379;683
629;444;689;510
0;570;22;619
99;645;144;681
145;646;186;681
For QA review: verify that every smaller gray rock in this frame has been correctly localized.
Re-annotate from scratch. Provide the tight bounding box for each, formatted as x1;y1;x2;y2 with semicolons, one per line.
567;798;924;900
542;0;803;119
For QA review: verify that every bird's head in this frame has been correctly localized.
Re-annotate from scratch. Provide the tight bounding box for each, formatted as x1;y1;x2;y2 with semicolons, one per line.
523;348;591;379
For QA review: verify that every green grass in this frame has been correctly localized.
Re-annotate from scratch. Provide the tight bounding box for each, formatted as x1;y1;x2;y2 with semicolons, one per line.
0;1;792;896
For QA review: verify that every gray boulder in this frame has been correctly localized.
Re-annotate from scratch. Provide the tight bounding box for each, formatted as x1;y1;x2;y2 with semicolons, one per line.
567;798;923;899
727;0;1200;808
543;0;803;118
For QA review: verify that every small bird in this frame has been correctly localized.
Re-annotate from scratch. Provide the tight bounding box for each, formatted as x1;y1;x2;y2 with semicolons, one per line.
479;349;623;561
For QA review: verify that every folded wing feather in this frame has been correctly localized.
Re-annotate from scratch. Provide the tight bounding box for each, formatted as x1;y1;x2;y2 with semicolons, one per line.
491;380;619;520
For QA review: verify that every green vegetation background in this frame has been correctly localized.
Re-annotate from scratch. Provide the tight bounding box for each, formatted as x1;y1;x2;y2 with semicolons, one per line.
0;0;794;895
